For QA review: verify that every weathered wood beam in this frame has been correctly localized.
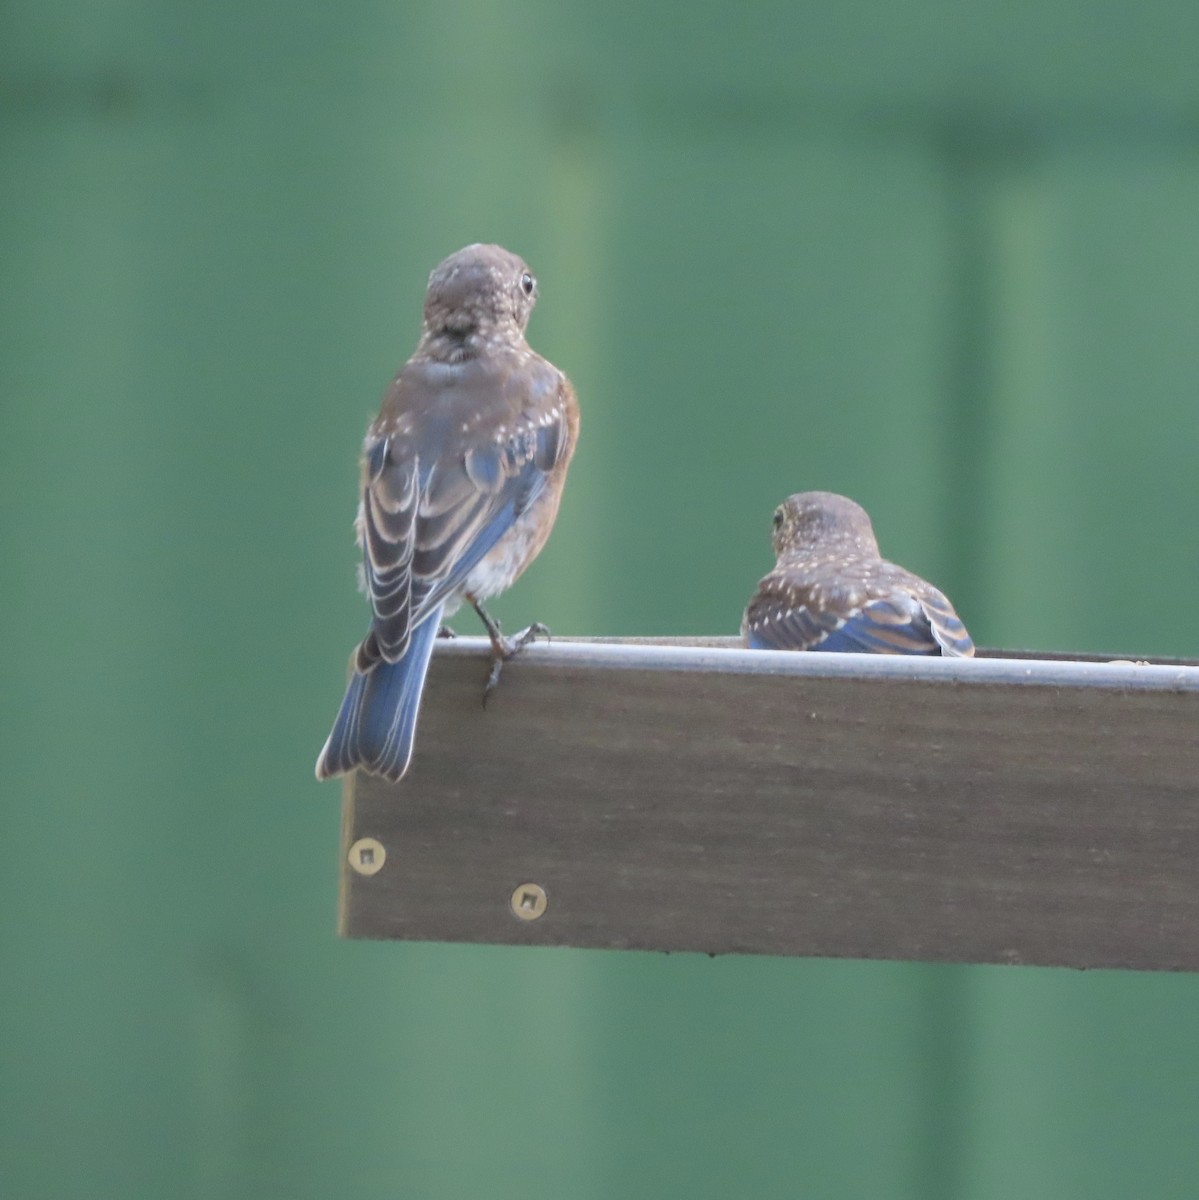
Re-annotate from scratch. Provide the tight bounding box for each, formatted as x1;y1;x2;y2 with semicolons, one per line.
339;638;1199;972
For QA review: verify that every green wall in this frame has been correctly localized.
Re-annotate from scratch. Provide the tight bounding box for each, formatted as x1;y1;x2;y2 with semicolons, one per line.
3;2;1199;1197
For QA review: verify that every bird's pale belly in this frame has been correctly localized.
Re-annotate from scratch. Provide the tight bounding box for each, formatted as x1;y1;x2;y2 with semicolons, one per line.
462;489;560;603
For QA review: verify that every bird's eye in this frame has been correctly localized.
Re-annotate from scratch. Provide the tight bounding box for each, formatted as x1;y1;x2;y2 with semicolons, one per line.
520;272;535;297
772;509;784;530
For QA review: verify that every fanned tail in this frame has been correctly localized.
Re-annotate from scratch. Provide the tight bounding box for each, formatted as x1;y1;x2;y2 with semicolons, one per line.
314;605;444;782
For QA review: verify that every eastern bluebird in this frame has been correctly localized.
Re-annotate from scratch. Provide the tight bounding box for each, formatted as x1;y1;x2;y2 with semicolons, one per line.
316;244;580;782
741;492;974;656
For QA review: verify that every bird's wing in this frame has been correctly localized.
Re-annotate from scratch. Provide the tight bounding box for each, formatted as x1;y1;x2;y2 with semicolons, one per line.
360;371;571;664
742;573;846;651
912;584;974;657
743;568;974;657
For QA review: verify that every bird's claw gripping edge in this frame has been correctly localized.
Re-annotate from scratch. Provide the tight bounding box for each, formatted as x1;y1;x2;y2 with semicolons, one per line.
471;601;550;704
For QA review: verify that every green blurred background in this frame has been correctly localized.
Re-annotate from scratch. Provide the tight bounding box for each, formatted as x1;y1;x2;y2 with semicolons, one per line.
4;1;1199;1197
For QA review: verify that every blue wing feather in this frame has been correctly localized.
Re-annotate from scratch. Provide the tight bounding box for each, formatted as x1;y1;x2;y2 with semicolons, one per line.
743;573;973;658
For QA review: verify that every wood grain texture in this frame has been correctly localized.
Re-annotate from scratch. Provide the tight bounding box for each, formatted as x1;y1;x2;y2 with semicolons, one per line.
339;638;1199;971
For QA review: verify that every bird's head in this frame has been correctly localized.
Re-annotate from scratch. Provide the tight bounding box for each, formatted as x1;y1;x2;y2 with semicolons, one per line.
421;243;538;350
770;491;879;559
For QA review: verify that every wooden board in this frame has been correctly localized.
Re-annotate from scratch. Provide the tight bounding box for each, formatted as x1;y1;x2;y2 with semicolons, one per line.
338;638;1199;972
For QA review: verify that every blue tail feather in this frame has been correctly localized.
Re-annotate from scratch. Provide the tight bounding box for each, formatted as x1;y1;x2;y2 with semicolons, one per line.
315;604;443;781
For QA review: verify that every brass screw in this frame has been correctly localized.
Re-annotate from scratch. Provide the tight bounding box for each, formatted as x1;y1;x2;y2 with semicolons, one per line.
348;837;386;876
510;882;548;920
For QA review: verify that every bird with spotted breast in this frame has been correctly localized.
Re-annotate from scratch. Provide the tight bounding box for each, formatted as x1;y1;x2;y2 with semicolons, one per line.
741;491;973;656
316;243;580;782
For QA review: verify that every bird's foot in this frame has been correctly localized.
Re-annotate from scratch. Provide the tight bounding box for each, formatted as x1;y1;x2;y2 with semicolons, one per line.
436;624;458;639
470;601;550;705
483;622;551;704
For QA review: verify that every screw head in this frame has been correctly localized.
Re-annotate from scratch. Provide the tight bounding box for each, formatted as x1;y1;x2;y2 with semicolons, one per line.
510;882;548;920
348;837;386;876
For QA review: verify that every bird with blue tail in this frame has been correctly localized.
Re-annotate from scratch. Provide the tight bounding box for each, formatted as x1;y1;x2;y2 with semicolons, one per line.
741;491;973;656
315;243;580;782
